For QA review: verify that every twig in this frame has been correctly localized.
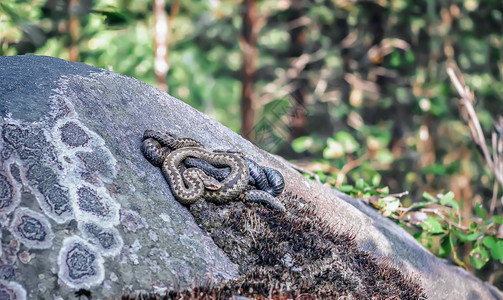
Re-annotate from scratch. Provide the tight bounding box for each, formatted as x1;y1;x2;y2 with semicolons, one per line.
447;66;493;170
490;167;499;218
336;153;368;187
447;62;503;207
422;208;469;231
364;191;409;206
283;159;321;183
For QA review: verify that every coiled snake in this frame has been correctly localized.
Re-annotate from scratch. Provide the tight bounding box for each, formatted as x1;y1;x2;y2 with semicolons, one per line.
184;156;284;197
141;130;285;211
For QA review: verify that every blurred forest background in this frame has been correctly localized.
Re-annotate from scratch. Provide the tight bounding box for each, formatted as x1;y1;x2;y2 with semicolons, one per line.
2;0;503;289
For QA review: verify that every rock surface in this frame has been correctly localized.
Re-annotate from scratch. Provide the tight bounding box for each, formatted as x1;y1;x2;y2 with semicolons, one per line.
0;55;501;299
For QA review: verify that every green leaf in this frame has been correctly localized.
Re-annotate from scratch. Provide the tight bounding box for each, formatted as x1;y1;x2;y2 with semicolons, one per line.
475;203;487;219
292;136;313;153
439;191;459;209
421;163;447;175
371;174;382;187
376;149;394;164
414;231;433;249
493;216;503;224
422;191;439;203
405;51;415;63
323;138;344;159
420;216;445;234
470;246;489;269
356;178;364;189
484;219;495;226
483;236;497;249
421;162;460;176
441;192;454;202
338;185;354;192
470;222;477;230
316;171;327;181
378;196;401;216
334;131;359;154
490;240;503;260
464;232;483;242
376;186;389;195
389;50;402;68
438;235;452;258
94;10;132;27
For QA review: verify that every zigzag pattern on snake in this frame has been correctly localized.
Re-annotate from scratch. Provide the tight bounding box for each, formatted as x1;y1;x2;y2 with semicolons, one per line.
141;130;285;211
184;156;284;197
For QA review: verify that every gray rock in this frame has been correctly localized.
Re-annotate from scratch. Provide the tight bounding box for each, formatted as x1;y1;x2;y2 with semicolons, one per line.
0;55;500;299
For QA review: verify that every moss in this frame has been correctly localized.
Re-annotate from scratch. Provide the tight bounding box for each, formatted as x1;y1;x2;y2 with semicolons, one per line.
122;192;426;299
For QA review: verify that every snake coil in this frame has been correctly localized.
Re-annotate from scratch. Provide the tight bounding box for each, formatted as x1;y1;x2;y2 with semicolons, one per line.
141;130;285;211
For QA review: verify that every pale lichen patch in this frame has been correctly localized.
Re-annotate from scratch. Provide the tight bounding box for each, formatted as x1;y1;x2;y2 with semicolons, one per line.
78;221;123;257
57;236;105;289
0;280;26;300
10;207;54;249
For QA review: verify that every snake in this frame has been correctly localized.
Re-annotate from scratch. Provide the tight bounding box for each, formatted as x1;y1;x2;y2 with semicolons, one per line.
141;130;285;211
184;156;285;197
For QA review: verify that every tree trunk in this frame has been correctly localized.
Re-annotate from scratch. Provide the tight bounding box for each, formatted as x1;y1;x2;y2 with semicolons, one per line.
240;0;259;141
286;2;307;139
68;0;80;62
154;0;169;91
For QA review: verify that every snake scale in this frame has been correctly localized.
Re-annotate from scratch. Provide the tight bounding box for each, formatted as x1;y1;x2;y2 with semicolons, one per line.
141;130;285;211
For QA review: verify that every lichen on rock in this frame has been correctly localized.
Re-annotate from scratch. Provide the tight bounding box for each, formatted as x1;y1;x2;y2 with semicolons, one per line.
70;184;120;227
57;236;105;289
10;207;54;250
78;221;124;257
0;169;20;216
0;280;26;300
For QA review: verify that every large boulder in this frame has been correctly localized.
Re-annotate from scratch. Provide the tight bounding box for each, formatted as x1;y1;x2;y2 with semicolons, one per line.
0;55;500;299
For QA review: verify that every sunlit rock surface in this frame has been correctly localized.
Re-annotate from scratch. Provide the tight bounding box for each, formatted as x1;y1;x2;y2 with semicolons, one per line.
0;55;238;299
0;55;501;299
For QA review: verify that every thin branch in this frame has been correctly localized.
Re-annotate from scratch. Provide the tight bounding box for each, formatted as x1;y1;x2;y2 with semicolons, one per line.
280;158;321;183
364;191;409;206
447;66;493;169
336;153;367;187
422;208;469;231
447;62;503;202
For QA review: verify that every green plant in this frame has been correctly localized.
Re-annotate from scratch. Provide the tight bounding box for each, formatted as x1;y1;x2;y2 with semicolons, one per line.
295;62;503;273
388;190;503;271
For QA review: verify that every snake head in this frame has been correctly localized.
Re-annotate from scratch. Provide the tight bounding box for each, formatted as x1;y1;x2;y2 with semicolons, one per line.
184;167;222;191
202;176;222;191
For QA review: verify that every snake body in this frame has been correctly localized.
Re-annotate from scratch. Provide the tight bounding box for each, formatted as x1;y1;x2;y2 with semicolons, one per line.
141;130;285;210
184;156;285;197
163;147;249;204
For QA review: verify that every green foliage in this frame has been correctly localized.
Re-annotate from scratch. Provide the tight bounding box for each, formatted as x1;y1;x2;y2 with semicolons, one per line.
439;192;459;209
0;0;244;131
470;246;490;270
366;190;503;271
313;162;503;272
420;216;445;235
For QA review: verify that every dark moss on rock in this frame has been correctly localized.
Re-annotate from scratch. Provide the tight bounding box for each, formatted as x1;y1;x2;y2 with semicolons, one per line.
190;193;426;299
122;193;427;299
